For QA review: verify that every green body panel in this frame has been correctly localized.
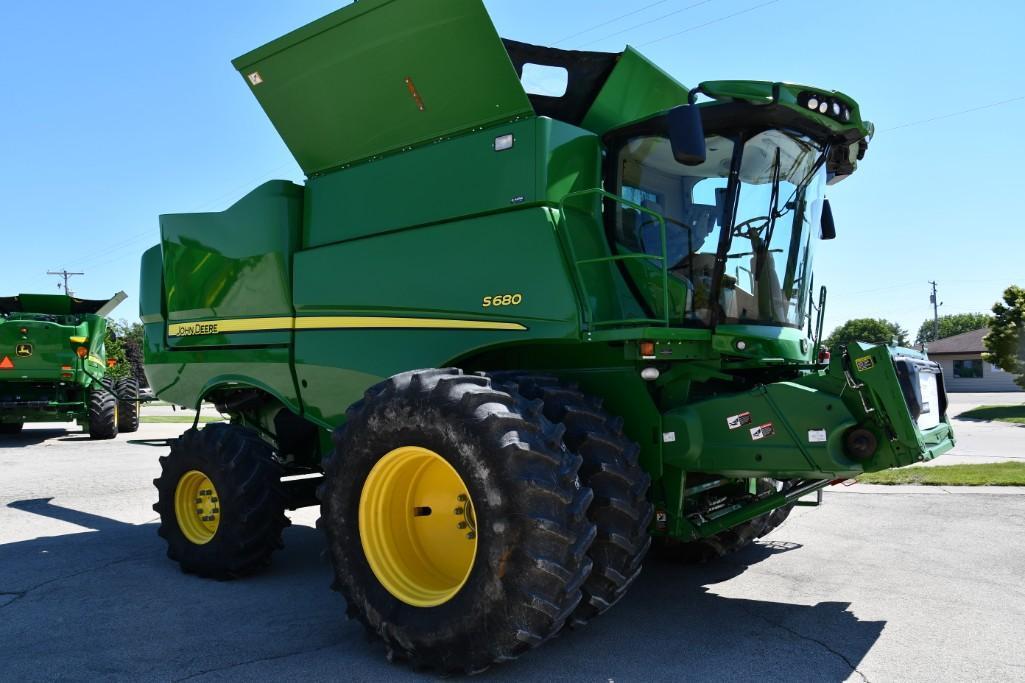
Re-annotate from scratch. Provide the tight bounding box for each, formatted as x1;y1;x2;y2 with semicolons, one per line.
304;120;541;249
159;180;302;344
0;294;117;425
143;0;951;543
581;47;690;134
231;0;533;175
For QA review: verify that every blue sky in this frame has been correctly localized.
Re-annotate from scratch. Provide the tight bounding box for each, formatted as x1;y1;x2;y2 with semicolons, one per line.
2;0;1022;340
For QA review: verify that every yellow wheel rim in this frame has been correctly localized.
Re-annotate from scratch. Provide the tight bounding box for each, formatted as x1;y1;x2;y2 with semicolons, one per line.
174;470;221;545
359;446;478;607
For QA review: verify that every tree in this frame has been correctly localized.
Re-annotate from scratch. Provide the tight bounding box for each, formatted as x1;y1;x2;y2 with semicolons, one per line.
825;318;909;349
982;285;1025;389
104;319;146;385
915;312;992;346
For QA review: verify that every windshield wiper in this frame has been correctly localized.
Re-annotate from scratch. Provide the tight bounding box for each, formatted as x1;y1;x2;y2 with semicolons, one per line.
754;148;782;281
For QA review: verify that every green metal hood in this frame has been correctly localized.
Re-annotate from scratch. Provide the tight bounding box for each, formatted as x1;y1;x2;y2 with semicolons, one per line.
232;0;534;176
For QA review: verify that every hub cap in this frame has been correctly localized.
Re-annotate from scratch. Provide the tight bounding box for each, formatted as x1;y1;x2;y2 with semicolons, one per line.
359;446;478;607
175;470;221;544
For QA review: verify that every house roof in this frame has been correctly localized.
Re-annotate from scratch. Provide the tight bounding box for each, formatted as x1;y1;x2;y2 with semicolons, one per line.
926;327;988;355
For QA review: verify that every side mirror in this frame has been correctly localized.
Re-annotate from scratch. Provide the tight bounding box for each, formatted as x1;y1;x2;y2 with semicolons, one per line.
820;198;836;240
668;104;706;166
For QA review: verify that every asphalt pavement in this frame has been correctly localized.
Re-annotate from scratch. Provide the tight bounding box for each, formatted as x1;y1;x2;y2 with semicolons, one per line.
1;397;1023;681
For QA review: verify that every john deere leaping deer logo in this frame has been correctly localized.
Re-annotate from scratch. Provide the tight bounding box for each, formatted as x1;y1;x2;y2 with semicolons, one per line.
15;343;32;357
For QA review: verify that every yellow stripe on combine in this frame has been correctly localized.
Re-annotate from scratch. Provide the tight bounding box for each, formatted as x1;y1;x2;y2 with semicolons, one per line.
294;316;527;331
167;316;526;337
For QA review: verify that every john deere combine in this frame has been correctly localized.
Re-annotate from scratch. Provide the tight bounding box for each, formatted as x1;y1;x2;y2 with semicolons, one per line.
142;0;954;672
0;292;139;438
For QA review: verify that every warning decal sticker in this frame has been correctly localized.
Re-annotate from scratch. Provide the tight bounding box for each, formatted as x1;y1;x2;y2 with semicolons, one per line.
750;423;775;440
727;411;753;430
855;355;875;372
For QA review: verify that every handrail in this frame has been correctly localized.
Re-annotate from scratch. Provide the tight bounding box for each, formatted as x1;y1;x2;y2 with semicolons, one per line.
557;188;671;329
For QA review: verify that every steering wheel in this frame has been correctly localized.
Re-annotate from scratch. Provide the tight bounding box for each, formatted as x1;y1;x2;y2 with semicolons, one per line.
731;215;770;237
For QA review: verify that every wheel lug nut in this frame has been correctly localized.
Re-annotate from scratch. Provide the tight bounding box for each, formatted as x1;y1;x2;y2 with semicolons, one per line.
457;494;468;502
466;531;476;540
454;507;464;515
457;521;468;529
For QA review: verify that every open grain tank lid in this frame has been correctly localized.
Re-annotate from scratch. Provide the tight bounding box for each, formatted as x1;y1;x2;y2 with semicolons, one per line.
232;0;536;176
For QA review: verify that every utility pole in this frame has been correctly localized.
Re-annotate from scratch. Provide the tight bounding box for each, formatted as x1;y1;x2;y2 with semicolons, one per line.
47;269;84;297
929;281;942;342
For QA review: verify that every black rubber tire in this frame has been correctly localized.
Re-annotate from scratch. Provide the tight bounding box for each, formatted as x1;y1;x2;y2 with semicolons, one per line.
490;373;653;628
318;369;596;674
115;376;141;433
87;383;118;440
660;479;795;562
0;423;23;435
153;423;289;578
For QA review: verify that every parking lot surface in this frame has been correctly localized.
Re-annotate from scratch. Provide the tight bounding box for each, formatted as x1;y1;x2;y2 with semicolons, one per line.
2;416;1023;681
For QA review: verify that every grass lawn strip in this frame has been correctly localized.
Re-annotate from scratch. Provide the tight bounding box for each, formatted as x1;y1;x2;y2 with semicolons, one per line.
958;403;1025;424
859;462;1025;486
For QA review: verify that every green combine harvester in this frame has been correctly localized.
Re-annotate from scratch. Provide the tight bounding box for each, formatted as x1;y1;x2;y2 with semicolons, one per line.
141;0;954;672
0;291;140;438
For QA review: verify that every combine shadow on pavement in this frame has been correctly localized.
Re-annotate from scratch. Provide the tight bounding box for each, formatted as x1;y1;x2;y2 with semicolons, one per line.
1;499;884;681
0;429;75;447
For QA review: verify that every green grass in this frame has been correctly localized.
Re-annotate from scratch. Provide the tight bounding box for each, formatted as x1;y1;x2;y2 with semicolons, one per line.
859;462;1025;486
140;415;224;424
958;404;1025;424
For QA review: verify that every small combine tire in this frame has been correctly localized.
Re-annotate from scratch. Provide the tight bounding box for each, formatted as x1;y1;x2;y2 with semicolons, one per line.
153;423;289;578
490;373;653;628
0;423;23;435
318;369;595;674
115;376;141;433
87;383;118;440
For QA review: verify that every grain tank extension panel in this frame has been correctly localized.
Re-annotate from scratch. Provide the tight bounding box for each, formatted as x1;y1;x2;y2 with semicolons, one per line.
231;0;534;175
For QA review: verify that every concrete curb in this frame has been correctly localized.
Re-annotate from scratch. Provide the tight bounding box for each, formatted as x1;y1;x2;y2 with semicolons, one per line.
824;484;1025;496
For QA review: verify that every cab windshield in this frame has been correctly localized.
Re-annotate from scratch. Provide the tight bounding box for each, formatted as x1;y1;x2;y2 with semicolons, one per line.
612;129;826;328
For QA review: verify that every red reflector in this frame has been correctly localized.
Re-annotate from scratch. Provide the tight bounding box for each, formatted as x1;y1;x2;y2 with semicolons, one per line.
639;341;656;357
61;373;73;379
0;356;13;369
818;349;831;363
61;365;72;370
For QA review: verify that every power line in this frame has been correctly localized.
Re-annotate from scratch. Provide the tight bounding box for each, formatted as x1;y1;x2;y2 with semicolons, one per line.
640;0;782;47
573;0;719;49
47;269;84;297
883;95;1025;132
552;0;676;46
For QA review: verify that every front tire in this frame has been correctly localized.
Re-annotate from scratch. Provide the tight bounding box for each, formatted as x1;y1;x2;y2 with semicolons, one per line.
319;369;596;674
116;376;141;433
87;383;118;440
153;423;289;578
491;374;653;628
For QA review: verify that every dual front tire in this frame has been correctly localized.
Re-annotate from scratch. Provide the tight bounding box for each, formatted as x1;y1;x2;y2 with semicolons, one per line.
319;369;599;673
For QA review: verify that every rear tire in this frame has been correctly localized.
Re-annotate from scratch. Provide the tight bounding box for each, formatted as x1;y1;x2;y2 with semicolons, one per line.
116;377;141;433
0;423;23;435
318;369;595;674
153;423;289;578
490;374;653;627
87;383;118;440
